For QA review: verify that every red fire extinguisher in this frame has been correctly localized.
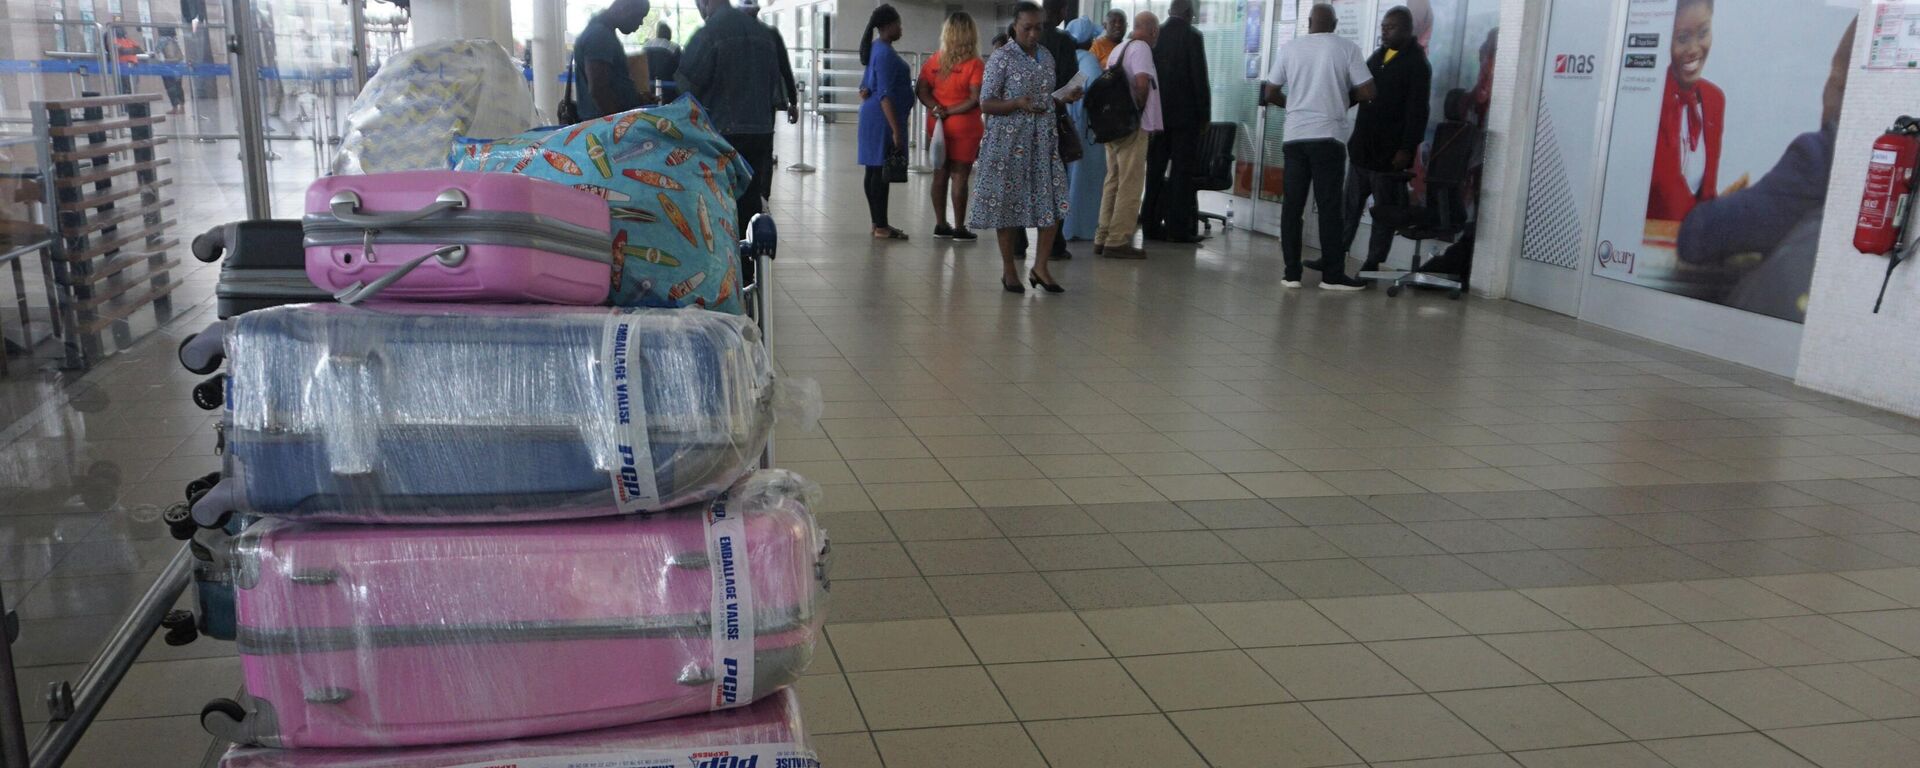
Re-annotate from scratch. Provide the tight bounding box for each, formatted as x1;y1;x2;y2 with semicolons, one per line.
1857;116;1920;312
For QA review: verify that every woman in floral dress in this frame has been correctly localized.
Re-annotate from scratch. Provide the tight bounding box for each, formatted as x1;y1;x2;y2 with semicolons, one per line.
969;1;1072;294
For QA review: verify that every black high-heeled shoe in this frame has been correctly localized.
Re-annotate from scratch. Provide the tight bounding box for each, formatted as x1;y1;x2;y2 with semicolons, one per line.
1028;270;1064;293
1002;277;1025;294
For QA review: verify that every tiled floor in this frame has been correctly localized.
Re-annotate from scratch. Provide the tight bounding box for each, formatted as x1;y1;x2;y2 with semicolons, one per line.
7;122;1920;767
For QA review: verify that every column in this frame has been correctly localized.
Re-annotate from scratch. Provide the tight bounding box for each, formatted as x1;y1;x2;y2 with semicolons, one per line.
531;0;567;120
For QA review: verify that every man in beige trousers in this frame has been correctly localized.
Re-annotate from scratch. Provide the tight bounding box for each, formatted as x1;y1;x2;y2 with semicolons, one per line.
1096;12;1161;260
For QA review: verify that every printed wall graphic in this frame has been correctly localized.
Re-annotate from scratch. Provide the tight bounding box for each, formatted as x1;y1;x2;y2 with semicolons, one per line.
1518;0;1616;269
1870;1;1920;69
1590;0;1857;323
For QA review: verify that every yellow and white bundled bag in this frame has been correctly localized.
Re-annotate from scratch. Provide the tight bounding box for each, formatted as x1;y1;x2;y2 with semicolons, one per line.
332;39;536;175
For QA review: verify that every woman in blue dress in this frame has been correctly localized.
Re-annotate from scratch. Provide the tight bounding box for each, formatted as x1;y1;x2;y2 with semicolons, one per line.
857;5;912;241
1061;17;1107;244
969;2;1073;293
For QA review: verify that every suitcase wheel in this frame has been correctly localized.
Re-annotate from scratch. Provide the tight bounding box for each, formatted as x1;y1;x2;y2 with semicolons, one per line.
184;471;222;503
192;376;225;411
164;502;199;541
200;698;247;740
178;325;226;375
161;609;199;646
191;226;227;263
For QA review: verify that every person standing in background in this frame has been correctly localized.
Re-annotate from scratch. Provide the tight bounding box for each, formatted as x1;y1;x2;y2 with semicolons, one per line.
1090;10;1126;65
109;25;142;95
917;12;987;241
572;0;650;120
1142;0;1210;244
739;1;801;125
683;0;786;223
971;2;1071;293
1262;3;1375;290
1340;6;1429;277
157;31;185;114
1061;18;1107;244
855;5;912;240
1095;12;1160;260
642;23;681;102
1015;0;1081;260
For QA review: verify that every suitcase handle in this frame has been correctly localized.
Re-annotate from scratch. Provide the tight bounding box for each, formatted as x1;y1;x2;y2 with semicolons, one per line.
328;189;469;228
334;244;468;306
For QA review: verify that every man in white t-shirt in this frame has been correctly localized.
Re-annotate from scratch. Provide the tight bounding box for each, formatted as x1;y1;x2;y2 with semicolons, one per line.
1262;4;1376;290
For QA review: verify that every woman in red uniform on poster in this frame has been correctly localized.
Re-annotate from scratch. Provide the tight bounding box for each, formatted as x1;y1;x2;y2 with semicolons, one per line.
1647;0;1724;223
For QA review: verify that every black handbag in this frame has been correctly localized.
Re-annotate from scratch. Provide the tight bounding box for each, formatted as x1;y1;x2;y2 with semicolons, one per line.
557;60;581;125
884;147;908;183
1055;111;1084;164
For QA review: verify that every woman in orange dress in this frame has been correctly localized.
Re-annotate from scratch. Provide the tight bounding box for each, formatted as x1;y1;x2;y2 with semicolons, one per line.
916;12;987;240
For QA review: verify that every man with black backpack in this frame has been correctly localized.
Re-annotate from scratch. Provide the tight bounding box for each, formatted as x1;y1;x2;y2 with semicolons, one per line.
1091;12;1161;260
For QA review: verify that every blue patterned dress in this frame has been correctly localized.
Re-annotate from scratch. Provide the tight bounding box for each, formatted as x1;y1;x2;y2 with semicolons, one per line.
967;42;1070;230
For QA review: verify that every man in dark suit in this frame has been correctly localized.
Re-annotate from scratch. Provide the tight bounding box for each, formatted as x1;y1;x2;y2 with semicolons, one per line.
1337;6;1430;275
1142;0;1210;243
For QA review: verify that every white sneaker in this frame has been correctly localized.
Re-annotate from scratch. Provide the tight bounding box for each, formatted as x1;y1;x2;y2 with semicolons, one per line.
1282;279;1304;289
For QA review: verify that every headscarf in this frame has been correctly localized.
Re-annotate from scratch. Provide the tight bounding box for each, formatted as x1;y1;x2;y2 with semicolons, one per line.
1065;17;1099;45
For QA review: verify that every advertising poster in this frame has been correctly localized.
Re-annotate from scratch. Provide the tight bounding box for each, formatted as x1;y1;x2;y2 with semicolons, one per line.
1590;0;1858;322
1518;0;1617;270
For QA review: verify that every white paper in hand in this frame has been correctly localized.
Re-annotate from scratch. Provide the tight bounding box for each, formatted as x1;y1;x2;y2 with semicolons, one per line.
1051;71;1087;103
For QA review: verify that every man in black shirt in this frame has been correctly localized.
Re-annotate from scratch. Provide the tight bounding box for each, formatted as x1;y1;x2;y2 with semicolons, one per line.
1338;6;1431;275
1143;0;1211;243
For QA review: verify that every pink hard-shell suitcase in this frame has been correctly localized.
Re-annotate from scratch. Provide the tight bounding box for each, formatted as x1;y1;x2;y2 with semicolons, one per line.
201;471;829;749
304;171;614;305
215;687;816;768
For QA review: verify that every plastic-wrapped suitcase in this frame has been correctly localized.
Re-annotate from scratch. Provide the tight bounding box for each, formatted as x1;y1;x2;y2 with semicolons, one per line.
199;470;828;749
214;687;817;768
304;171;615;305
186;303;777;527
195;221;333;319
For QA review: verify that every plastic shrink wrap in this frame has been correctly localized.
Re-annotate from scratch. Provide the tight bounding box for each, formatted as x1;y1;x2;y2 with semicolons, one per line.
216;687;817;767
193;303;787;526
199;470;828;749
332;39;537;175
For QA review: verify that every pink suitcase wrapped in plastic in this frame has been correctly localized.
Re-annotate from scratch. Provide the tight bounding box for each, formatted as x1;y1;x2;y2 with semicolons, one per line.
199;470;829;749
304;171;615;305
215;687;817;768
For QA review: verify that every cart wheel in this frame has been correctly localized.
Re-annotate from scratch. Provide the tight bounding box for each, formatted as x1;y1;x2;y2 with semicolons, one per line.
200;698;247;740
161;610;199;646
1386;284;1402;298
178;326;226;375
1449;289;1463;300
192;376;225;411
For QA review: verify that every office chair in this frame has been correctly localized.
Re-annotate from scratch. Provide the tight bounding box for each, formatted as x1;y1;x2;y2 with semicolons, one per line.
1195;121;1236;233
1359;100;1481;299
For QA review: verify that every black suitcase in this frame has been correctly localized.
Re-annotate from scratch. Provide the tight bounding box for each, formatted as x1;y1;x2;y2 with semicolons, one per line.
193;221;332;319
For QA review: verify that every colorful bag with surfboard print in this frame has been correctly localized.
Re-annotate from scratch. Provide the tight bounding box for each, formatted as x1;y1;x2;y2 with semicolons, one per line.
452;95;751;314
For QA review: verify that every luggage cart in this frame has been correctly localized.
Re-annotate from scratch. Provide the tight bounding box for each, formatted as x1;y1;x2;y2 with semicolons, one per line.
0;216;780;768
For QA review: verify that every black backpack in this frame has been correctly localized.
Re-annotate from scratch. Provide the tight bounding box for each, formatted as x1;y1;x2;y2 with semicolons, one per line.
1085;41;1146;144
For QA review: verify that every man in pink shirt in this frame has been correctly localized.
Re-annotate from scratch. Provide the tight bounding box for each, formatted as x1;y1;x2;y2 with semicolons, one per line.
1096;12;1161;260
